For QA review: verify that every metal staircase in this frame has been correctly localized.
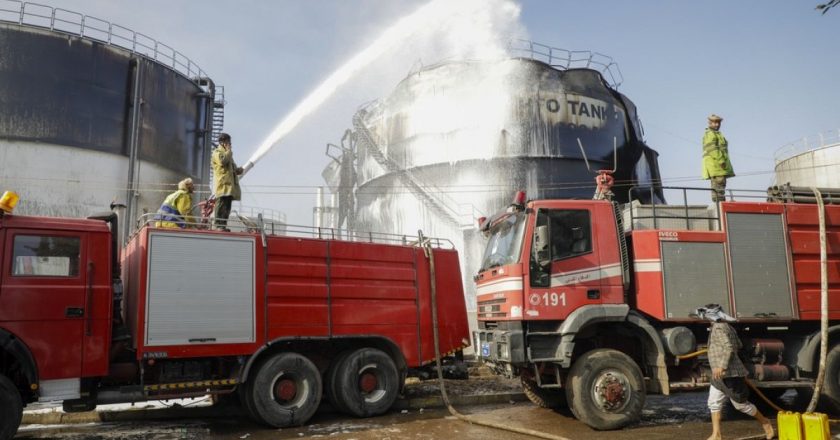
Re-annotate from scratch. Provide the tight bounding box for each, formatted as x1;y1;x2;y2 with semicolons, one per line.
352;109;464;227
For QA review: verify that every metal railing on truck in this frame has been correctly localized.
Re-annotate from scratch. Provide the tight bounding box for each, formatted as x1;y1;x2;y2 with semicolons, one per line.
625;186;768;232
134;212;454;249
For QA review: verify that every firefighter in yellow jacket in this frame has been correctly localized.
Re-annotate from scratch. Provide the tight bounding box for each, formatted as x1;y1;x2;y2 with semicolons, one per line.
701;114;735;202
211;133;243;231
154;178;195;228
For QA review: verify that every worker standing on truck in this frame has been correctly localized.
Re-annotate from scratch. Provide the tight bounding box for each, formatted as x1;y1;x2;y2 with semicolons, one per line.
211;133;243;231
694;304;774;440
701;114;734;202
154;178;195;229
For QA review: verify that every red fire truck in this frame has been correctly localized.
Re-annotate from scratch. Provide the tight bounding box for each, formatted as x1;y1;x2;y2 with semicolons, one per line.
0;195;469;439
474;187;840;430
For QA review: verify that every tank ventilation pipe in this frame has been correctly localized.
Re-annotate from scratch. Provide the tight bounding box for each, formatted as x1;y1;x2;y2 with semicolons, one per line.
806;187;828;413
419;231;572;440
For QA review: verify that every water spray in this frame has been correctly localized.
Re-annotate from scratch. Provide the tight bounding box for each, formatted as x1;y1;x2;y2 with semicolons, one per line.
241;0;520;176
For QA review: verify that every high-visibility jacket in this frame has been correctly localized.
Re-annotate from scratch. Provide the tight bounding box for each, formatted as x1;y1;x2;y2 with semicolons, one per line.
211;147;241;200
701;128;735;179
154;190;193;229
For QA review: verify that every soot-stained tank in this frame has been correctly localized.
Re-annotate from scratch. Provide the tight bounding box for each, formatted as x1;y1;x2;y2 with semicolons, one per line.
324;47;664;312
0;3;221;238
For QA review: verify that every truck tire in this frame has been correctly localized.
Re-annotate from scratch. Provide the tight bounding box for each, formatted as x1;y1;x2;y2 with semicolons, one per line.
237;383;261;423
0;374;23;440
332;348;399;417
565;348;646;430
246;352;322;427
326;350;352;414
521;376;566;409
820;345;840;412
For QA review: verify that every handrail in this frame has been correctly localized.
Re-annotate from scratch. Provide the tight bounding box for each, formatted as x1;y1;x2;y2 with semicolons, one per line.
0;0;209;81
774;128;840;162
133;213;455;249
507;39;623;88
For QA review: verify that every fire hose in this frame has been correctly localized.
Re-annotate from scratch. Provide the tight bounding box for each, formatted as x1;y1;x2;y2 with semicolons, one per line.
419;231;572;440
806;187;828;414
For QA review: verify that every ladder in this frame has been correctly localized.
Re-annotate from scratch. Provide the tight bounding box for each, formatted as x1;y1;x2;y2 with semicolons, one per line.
211;86;226;145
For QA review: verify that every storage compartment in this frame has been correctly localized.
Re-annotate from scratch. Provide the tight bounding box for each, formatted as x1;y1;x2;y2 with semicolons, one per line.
145;232;256;346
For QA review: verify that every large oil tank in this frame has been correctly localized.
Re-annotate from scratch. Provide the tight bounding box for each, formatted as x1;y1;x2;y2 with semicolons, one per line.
0;2;221;238
774;130;840;188
322;44;665;312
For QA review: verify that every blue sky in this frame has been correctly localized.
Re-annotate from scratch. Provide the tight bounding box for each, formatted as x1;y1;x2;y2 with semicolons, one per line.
39;0;840;225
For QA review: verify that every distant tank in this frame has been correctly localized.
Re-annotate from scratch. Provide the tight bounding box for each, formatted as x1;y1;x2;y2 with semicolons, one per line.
321;41;665;310
0;2;223;240
774;130;840;188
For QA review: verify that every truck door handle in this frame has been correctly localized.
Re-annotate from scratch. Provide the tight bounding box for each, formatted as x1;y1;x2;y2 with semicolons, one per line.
66;307;85;317
587;289;600;299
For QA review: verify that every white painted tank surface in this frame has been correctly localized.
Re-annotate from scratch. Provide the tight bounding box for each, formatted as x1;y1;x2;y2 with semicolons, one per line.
774;130;840;188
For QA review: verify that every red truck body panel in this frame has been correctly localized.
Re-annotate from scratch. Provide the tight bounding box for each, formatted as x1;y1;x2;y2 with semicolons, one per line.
124;226;469;368
631;229;727;321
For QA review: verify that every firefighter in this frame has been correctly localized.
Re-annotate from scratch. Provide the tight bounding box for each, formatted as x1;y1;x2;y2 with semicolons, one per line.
211;132;243;231
694;304;774;440
701;114;735;202
154;178;195;229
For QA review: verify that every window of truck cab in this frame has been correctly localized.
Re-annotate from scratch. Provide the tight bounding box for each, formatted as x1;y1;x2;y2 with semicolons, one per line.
11;235;81;277
531;209;593;287
542;209;592;261
480;212;527;271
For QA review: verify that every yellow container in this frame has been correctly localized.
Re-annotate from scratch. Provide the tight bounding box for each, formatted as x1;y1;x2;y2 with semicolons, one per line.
801;412;830;440
778;411;803;440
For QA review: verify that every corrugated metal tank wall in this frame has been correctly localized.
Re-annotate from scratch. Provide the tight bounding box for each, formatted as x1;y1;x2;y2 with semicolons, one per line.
0;22;212;227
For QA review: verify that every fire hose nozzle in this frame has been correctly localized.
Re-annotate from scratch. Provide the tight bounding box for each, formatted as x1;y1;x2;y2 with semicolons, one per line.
240;161;255;177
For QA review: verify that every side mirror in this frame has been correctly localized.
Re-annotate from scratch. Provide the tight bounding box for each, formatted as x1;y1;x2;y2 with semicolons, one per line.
534;225;551;268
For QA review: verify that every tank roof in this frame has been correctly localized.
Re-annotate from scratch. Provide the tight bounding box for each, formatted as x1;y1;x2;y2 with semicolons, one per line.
775;129;840;162
0;0;210;81
404;39;623;89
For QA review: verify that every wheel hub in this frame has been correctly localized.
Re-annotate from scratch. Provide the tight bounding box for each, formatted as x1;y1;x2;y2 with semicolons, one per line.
593;370;630;412
359;372;378;393
275;378;297;402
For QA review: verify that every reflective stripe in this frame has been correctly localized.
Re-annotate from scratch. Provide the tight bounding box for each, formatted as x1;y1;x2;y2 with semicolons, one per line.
549;263;622;287
476;277;523;297
155;204;185;228
634;259;662;272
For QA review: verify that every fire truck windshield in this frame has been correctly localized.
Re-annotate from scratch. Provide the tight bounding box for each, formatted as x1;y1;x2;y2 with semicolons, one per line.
480;212;526;271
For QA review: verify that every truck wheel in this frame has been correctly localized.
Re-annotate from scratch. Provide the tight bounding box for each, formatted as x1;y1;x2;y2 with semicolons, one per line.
237;383;262;423
820;345;840;412
565;348;646;430
333;348;399;417
326;350;352;414
521;376;566;409
0;374;23;440
247;352;322;427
